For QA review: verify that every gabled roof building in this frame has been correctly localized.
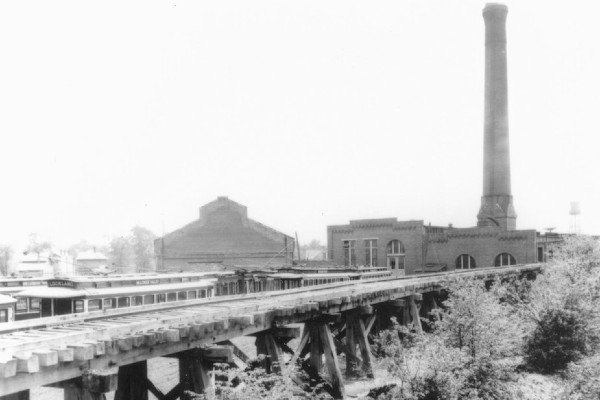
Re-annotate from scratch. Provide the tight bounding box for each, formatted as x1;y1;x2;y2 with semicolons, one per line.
155;197;295;272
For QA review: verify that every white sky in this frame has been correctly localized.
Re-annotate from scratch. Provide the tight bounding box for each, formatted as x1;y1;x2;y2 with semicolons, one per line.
1;1;599;251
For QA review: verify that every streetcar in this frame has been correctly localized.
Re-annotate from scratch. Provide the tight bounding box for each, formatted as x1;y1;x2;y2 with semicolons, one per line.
0;294;17;323
14;271;224;320
0;276;46;296
13;267;393;320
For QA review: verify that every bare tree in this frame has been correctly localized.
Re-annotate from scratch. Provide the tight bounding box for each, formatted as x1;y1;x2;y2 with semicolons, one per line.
130;226;157;273
107;236;135;273
25;233;52;255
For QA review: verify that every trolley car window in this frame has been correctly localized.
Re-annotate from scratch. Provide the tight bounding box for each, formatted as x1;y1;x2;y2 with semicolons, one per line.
88;299;102;311
74;300;84;313
16;298;27;312
188;291;197;299
118;297;130;308
144;295;155;304
167;292;177;302
103;298;115;309
0;309;7;323
200;290;206;298
132;296;143;306
178;292;187;301
157;294;166;303
29;298;40;310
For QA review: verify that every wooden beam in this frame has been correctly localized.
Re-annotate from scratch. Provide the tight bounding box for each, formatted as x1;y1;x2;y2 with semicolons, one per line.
410;295;423;334
32;349;58;367
219;340;250;364
179;351;210;397
357;305;373;315
365;314;377;335
0;358;17;378
163;383;183;400
263;334;284;373
280;341;295;356
309;324;322;373
333;337;361;364
114;361;148;400
355;317;375;378
200;346;233;364
250;326;301;339
345;312;358;377
288;325;309;368
58;370;118;400
14;354;39;374
82;370;118;394
318;323;345;399
144;377;165;400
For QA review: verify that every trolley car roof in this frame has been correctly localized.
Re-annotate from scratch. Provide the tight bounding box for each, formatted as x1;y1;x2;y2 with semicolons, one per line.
0;294;17;304
16;279;217;299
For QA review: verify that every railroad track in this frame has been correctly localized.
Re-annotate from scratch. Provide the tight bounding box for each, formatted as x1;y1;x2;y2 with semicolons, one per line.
0;264;523;335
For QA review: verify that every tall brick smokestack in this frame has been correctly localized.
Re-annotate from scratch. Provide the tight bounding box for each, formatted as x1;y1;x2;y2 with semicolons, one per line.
477;3;517;230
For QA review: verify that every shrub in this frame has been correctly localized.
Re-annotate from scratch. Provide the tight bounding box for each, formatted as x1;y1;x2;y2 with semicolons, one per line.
524;308;588;373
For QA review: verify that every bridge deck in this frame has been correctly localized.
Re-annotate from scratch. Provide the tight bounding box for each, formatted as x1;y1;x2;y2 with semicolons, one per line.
0;264;541;396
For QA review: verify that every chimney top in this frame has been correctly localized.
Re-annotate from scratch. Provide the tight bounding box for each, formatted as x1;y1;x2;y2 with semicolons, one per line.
483;3;508;18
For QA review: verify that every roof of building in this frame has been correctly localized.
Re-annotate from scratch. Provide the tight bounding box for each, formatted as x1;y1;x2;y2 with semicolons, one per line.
158;197;294;256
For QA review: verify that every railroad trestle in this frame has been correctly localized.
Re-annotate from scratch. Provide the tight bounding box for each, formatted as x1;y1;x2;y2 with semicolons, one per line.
0;265;541;400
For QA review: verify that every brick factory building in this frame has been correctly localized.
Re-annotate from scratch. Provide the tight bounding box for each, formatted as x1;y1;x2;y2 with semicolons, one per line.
328;4;541;275
327;219;537;276
155;197;295;271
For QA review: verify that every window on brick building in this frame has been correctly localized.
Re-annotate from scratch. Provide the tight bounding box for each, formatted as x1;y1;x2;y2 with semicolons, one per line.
343;240;356;267
364;239;378;266
387;240;405;271
455;254;476;269
494;253;516;267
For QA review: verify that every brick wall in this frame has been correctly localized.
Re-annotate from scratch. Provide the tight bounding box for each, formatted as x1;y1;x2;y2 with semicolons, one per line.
328;218;537;274
328;219;426;275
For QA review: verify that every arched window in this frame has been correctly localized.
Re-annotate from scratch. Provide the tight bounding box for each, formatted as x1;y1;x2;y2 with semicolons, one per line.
386;240;405;271
494;253;516;267
455;254;476;269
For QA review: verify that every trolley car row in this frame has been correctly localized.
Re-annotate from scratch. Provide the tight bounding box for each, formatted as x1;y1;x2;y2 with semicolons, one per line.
0;267;392;322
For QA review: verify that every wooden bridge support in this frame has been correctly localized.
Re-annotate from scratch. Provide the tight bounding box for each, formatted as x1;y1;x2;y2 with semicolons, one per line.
254;327;301;374
178;350;212;398
410;294;423;334
114;361;148;400
115;347;231;400
344;309;375;378
301;319;346;399
48;370;117;400
255;333;283;373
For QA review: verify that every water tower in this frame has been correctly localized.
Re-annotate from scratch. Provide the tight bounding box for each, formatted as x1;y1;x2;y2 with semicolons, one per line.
569;201;581;234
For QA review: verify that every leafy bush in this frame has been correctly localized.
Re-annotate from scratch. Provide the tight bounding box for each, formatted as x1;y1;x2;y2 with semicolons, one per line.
563;353;600;399
524;308;588;373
